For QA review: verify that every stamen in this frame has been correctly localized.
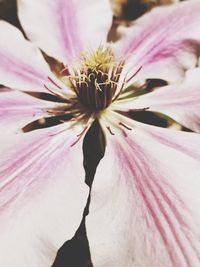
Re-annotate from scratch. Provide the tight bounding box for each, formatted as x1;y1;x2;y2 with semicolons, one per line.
128;107;150;112
111;77;127;102
43;84;68;102
48;127;68;137
47;76;62;89
55;47;126;113
76;126;88;137
71;48;125;111
44;84;56;95
106;126;115;135
70;125;89;147
119;122;132;130
125;66;142;84
60;66;70;75
59;118;77;123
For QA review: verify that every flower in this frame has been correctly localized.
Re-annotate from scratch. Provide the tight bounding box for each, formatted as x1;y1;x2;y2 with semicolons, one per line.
0;0;200;266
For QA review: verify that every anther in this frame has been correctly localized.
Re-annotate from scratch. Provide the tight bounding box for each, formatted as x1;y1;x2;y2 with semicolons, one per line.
119;122;132;130
106;126;115;135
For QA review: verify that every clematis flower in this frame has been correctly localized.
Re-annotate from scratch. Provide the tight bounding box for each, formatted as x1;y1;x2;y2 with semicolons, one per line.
0;0;200;266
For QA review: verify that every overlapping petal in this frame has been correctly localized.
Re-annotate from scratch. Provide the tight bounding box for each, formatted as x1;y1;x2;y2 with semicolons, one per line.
113;0;200;83
0;21;55;92
113;68;200;132
86;113;200;267
0;89;64;132
0;123;89;266
18;0;113;65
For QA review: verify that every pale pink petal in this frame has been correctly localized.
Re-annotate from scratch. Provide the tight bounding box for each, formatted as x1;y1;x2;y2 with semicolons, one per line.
0;89;63;132
86;113;200;267
0;21;57;92
113;68;200;132
0;123;89;266
18;0;112;65
113;0;200;83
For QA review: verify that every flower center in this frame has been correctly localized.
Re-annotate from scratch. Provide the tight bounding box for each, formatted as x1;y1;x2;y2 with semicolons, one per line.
70;47;124;112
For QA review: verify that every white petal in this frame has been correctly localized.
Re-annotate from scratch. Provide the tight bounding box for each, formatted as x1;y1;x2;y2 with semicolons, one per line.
0;21;53;92
0;123;89;266
18;0;112;65
113;68;200;132
113;0;200;83
86;112;200;267
0;89;62;132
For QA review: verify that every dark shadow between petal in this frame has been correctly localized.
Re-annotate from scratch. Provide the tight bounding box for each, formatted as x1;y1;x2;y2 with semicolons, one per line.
52;121;105;267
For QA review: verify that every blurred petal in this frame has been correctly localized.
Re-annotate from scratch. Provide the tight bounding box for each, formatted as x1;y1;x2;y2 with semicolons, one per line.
86;113;200;267
0;21;54;92
18;0;112;64
0;89;61;132
0;123;88;266
113;0;200;83
114;68;200;132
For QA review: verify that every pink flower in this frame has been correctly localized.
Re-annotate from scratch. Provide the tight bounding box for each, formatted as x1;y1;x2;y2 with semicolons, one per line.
0;0;200;266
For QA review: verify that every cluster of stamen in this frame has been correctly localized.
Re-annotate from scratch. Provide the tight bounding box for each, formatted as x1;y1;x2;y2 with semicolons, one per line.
69;47;124;112
32;47;148;141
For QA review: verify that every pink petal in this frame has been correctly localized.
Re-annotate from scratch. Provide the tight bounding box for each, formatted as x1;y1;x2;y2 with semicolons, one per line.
18;0;112;65
86;113;200;267
0;123;88;266
0;89;61;132
113;1;200;83
0;21;55;92
114;68;200;132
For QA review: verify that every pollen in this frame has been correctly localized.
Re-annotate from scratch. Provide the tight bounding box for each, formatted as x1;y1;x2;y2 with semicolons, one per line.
69;46;124;112
81;46;114;73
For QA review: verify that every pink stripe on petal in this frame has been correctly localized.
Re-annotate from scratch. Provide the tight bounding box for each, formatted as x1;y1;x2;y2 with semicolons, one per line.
0;21;53;92
113;1;200;83
0;89;61;132
132;120;200;161
86;113;200;267
0;123;88;266
18;0;112;65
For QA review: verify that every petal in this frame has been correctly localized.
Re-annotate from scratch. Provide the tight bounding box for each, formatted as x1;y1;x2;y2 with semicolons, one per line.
0;21;55;92
86;112;200;267
0;89;61;132
18;0;113;65
113;0;200;83
0;123;89;266
113;68;200;132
